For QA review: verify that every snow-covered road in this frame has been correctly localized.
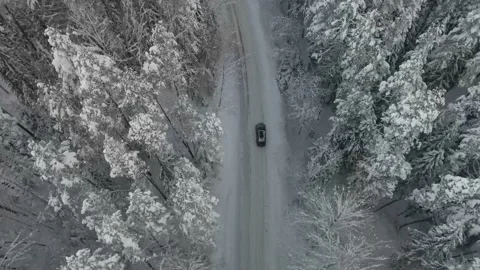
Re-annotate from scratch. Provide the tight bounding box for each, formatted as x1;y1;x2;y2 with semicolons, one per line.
215;0;289;269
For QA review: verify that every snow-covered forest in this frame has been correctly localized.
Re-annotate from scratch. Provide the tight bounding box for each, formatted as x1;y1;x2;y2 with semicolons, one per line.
275;0;480;269
4;0;480;269
0;0;222;269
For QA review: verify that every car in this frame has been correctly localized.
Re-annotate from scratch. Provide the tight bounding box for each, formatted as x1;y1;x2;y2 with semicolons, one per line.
255;123;266;147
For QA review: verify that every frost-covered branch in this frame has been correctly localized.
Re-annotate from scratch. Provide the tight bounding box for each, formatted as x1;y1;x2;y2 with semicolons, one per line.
290;186;388;270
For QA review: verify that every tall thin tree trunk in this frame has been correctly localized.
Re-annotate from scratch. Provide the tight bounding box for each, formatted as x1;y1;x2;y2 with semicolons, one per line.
146;175;167;201
1;107;38;140
0;203;28;217
1;215;32;229
105;89;131;128
153;95;195;160
398;217;432;230
374;198;401;212
453;249;480;259
397;206;414;217
4;5;37;53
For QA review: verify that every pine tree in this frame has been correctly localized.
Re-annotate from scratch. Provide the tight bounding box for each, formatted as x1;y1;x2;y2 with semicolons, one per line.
128;113;173;160
1;1;219;268
0;0;61;103
83;209;144;262
324;5;391;171
172;95;223;172
424;1;480;89
406;173;480;266
351;23;445;198
143;21;186;91
102;136;147;182
170;158;219;247
161;0;216;66
29;140;85;213
126;189;170;239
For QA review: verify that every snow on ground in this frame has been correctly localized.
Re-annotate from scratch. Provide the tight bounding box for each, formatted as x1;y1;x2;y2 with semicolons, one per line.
211;0;446;267
212;46;246;269
212;0;291;268
0;79;24;119
211;0;247;268
213;63;245;269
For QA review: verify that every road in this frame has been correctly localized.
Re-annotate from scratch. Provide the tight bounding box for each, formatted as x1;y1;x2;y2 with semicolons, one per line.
215;0;289;269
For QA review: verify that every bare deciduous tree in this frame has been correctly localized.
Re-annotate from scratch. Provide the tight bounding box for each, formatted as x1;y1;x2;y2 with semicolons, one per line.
0;231;35;269
289;186;388;270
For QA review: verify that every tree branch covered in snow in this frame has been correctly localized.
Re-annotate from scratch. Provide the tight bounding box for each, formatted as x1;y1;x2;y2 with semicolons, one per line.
282;0;480;269
289;186;388;270
61;248;124;270
0;0;221;268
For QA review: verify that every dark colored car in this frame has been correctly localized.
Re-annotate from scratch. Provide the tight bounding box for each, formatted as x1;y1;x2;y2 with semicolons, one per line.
255;123;266;147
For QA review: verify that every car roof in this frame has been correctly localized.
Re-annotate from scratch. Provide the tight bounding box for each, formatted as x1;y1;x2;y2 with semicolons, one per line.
256;123;266;128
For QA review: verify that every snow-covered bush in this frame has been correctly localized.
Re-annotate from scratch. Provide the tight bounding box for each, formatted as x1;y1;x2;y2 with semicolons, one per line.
61;248;124;270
